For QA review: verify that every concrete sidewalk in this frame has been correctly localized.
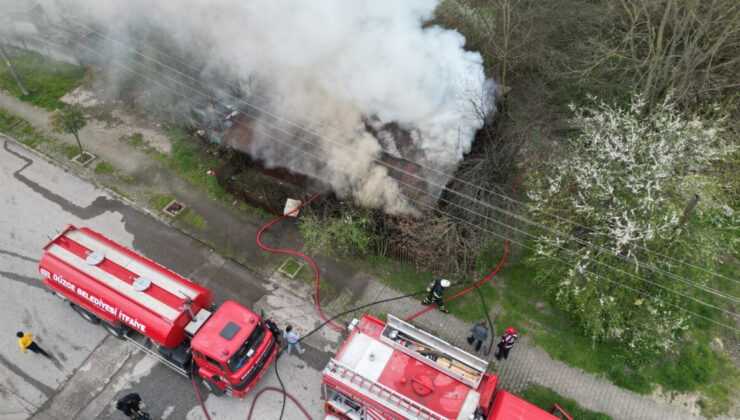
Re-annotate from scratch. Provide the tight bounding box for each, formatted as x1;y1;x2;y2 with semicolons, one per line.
0;89;724;419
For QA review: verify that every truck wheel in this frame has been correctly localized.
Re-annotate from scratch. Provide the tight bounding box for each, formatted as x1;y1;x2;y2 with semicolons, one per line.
73;304;100;324
102;322;127;339
204;379;225;396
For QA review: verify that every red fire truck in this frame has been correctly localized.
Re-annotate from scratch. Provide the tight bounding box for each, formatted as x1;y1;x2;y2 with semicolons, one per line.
322;314;572;420
38;225;278;397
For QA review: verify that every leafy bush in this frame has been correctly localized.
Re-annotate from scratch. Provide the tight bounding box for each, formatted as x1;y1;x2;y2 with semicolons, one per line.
299;203;376;257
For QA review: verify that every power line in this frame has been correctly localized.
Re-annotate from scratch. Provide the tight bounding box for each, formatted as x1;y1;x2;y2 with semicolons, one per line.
60;31;740;328
63;16;738;285
70;25;740;301
407;196;740;333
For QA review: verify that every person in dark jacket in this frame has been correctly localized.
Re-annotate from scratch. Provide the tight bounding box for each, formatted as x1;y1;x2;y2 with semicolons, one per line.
421;278;451;313
265;316;281;342
116;392;145;419
495;326;519;360
466;319;488;351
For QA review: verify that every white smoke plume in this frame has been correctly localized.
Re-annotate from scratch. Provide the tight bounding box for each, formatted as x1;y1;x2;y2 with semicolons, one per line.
4;0;496;215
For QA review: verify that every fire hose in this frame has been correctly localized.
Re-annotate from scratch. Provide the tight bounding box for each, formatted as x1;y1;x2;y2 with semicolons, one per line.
256;191;347;333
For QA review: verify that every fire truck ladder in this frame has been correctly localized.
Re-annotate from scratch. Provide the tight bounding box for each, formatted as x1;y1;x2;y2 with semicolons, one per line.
123;332;189;378
325;359;446;420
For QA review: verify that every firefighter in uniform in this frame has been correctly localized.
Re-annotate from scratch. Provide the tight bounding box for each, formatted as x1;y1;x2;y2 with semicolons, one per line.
495;326;518;360
421;278;451;313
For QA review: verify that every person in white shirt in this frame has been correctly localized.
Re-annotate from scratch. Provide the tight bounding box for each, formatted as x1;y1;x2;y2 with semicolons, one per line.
283;325;305;355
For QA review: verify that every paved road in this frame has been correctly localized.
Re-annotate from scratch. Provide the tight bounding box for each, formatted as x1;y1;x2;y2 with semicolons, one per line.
0;137;329;419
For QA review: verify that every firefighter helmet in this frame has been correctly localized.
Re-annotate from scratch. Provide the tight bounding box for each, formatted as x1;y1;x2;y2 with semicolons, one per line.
440;279;451;288
507;326;516;334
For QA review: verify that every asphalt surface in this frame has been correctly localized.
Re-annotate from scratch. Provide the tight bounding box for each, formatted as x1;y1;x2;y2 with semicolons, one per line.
0;138;330;419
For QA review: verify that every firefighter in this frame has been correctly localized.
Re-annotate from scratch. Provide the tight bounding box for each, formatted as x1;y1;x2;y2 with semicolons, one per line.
495;326;518;360
421;278;451;313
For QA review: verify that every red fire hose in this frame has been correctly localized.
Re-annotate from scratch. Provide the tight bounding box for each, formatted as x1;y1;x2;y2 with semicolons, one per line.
404;122;556;322
256;191;347;332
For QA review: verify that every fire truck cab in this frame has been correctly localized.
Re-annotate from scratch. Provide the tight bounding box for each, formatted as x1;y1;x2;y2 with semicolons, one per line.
322;314;567;420
38;225;277;398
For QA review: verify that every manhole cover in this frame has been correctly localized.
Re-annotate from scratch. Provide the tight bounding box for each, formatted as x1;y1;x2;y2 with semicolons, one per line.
163;200;186;216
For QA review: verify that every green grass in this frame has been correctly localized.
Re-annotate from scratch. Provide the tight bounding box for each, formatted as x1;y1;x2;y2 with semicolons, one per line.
175;207;208;229
158;127;233;201
61;144;80;159
496;248;739;416
121;132;143;146
0;50;87;110
94;161;116;175
148;193;175;210
519;383;612;420
101;183;132;201
281;258;302;276
147;192;207;229
0;108;52;148
358;254;500;323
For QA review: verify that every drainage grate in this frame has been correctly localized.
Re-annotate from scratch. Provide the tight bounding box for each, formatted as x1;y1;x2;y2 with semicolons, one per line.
162;200;186;216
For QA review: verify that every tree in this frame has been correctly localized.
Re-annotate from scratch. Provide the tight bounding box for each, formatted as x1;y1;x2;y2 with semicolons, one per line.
48;106;87;155
525;94;734;361
575;0;740;110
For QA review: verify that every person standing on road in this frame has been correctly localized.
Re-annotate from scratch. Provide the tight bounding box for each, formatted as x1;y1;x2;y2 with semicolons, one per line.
283;325;305;355
116;392;148;419
495;326;518;360
466;319;488;352
265;316;281;342
421;278;451;313
16;331;50;358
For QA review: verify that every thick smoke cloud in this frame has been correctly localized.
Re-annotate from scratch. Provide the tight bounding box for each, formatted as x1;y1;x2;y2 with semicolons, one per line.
8;0;495;214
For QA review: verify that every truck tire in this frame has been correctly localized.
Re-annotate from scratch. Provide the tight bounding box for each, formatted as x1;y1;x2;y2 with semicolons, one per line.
73;304;100;324
204;379;225;396
102;322;127;339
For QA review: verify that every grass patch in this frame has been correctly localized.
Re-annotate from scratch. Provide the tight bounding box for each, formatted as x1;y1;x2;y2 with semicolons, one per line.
101;183;132;201
497;247;739;413
519;383;612;420
0;50;87;110
121;132;143;146
357;254;500;323
94;161;116;175
148;193;175;210
175;207;208;229
0;108;53;148
158;127;233;201
280;258;302;277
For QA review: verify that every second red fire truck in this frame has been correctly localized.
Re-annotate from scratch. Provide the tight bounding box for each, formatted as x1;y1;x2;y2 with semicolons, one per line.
322;314;572;420
38;225;277;397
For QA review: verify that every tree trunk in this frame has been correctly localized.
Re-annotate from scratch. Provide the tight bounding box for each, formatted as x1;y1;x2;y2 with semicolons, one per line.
73;132;84;155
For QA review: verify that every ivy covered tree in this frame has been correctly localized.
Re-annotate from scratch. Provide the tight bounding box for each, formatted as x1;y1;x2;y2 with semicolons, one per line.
525;95;735;362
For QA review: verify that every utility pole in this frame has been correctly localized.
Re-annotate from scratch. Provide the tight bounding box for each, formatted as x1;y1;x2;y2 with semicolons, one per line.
0;43;29;96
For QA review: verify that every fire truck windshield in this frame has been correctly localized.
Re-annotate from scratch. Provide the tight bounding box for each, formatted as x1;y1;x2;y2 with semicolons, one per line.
227;322;266;372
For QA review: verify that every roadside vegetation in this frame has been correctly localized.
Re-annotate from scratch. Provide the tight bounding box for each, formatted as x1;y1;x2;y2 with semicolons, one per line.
0;50;86;110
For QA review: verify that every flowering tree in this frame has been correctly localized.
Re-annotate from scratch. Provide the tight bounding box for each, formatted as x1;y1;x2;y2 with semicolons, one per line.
525;95;735;361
